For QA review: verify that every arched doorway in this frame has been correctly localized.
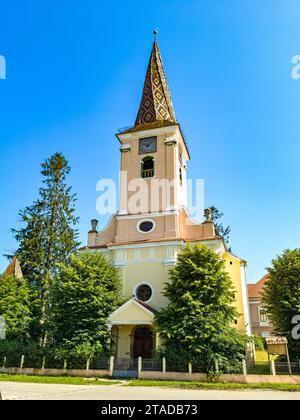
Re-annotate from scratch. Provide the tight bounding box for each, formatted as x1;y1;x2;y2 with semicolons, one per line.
133;327;154;358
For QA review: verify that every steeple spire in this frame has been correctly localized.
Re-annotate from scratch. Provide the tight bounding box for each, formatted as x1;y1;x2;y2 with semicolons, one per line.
135;33;176;127
3;257;23;280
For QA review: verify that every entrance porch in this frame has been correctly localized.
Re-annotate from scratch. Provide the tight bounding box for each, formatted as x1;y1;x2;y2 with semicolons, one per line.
109;299;161;360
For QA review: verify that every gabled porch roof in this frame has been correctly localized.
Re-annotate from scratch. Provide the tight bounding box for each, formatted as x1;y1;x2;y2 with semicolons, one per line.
108;298;156;326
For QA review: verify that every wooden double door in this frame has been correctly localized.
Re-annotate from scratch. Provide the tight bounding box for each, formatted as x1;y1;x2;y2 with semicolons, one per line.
133;327;154;359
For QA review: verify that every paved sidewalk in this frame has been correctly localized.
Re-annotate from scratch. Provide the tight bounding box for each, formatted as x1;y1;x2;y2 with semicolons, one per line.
0;382;300;400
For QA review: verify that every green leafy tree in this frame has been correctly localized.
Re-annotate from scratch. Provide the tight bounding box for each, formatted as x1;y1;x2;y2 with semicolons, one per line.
10;153;79;340
262;249;300;360
0;274;32;340
210;206;231;247
155;244;248;373
47;251;122;355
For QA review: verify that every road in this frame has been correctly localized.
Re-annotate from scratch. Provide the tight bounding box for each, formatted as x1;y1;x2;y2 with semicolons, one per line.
0;382;300;400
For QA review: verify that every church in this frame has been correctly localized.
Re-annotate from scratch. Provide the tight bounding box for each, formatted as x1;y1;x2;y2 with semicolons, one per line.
85;35;251;362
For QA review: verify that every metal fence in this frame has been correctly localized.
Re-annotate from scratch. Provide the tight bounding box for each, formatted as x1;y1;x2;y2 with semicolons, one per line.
246;361;270;375
1;354;110;371
275;362;300;375
1;355;300;376
137;358;300;376
142;358;163;371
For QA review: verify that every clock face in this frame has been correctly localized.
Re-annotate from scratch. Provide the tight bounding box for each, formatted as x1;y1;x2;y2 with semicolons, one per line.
139;136;157;154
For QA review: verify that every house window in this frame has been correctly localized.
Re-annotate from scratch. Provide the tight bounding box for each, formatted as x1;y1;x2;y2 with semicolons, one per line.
136;284;152;302
141;156;155;178
259;308;269;326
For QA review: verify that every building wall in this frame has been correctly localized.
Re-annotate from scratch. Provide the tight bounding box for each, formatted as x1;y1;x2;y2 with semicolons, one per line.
113;325;133;359
249;299;273;337
223;254;248;332
113;243;181;310
105;241;249;330
118;125;189;215
101;242;250;359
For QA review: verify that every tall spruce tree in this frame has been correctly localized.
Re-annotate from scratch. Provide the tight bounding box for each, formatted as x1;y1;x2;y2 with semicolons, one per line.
11;153;79;340
155;244;248;373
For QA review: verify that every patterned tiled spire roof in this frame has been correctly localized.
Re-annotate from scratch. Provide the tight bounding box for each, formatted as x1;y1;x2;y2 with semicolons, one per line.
4;257;23;280
135;38;176;127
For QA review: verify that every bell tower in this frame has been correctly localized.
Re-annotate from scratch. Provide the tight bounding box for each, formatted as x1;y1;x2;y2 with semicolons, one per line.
88;33;215;246
116;34;190;219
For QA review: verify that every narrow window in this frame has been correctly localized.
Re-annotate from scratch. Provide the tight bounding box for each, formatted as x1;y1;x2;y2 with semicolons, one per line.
179;167;183;186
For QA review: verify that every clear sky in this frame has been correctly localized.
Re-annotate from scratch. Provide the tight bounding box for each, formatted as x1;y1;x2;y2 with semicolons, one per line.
1;0;300;283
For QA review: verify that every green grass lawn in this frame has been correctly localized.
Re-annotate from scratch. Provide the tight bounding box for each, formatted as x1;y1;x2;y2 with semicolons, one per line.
0;374;120;386
1;374;300;392
128;379;300;392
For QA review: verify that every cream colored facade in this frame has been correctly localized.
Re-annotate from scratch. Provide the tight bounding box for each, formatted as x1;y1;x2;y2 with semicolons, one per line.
85;37;251;361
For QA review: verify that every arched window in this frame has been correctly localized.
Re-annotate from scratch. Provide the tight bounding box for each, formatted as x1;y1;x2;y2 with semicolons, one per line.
141;156;155;178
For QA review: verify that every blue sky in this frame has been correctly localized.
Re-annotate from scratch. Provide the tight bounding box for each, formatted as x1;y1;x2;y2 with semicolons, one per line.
0;0;300;283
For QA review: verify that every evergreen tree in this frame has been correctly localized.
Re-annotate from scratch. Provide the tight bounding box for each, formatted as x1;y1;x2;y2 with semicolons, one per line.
10;153;79;339
0;274;32;340
47;251;122;354
262;249;300;360
155;244;248;373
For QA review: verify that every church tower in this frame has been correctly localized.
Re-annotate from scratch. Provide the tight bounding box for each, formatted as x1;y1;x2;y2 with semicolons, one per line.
118;36;189;219
85;34;251;363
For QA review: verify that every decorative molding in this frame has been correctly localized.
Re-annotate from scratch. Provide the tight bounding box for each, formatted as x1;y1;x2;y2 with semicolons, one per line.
117;125;179;141
149;248;155;260
114;258;162;266
108;240;185;251
163;259;177;266
110;320;153;326
165;137;177;146
135;249;141;261
114;249;126;267
116;209;181;220
120;144;131;153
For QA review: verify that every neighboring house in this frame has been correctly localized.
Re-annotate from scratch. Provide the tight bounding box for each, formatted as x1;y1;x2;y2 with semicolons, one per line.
247;275;273;337
84;36;251;361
